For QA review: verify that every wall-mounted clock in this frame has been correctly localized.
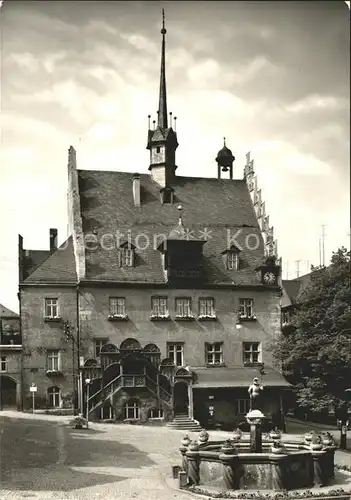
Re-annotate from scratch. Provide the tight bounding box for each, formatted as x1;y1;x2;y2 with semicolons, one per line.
263;271;277;285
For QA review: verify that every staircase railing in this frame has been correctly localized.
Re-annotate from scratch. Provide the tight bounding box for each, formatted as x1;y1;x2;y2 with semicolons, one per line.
88;374;148;413
145;375;173;404
88;373;173;415
88;374;122;412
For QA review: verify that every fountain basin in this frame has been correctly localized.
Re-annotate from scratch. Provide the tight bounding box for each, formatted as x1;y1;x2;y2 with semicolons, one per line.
180;436;336;491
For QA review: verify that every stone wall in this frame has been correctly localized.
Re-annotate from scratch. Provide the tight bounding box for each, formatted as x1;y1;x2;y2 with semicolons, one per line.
20;286;77;408
78;285;281;367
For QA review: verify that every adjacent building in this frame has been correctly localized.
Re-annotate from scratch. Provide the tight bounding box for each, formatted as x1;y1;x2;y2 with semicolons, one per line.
0;304;22;409
18;14;289;428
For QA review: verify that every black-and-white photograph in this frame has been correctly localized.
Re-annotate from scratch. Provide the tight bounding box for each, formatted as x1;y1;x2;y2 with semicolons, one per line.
0;1;350;498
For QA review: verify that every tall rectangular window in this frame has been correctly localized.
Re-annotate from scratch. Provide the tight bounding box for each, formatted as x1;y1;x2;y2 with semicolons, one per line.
151;297;168;316
175;298;192;317
243;342;261;364
45;298;59;318
227;251;239;270
109;297;126;316
0;357;7;372
205;342;223;365
94;338;108;357
124;249;134;267
167;343;184;366
47;350;60;371
199;298;215;316
239;298;254;318
236;398;250;415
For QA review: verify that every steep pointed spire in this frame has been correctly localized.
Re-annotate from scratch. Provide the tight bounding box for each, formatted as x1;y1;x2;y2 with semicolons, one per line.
158;9;168;129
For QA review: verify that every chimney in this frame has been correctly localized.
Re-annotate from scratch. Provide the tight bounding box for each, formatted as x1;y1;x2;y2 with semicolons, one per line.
132;174;141;207
50;228;58;251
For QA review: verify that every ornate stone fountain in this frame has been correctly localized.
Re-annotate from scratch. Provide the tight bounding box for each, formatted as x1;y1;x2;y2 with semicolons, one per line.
177;378;338;492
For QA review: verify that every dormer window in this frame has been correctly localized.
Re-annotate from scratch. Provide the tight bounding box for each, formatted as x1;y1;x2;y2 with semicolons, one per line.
221;245;240;270
160;186;174;204
227;251;239;270
118;241;136;267
124;248;134;267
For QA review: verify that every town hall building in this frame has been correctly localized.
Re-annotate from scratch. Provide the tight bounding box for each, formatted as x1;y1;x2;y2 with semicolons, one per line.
17;13;289;429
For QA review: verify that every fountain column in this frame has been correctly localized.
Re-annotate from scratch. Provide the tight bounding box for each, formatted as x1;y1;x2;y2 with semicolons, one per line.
246;409;265;453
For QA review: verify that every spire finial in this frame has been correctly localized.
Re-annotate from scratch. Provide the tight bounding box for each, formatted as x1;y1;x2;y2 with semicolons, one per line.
223;137;226;147
161;8;167;35
157;9;168;129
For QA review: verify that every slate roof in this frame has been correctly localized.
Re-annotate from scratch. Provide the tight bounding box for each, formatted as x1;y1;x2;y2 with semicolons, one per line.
78;170;266;284
0;304;19;318
23;237;77;284
281;272;314;308
23;250;51;279
192;366;290;388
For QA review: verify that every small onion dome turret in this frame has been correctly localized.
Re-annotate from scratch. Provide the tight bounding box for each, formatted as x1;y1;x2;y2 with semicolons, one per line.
216;138;235;171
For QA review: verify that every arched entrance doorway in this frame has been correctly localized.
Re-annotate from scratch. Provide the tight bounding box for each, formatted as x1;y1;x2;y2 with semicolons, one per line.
0;375;18;410
173;381;189;416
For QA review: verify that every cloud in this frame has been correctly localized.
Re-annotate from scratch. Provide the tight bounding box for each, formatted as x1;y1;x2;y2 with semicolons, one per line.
285;94;348;114
0;0;349;312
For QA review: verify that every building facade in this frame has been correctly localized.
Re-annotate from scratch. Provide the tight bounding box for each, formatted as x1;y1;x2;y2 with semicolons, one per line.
0;304;22;409
18;14;289;428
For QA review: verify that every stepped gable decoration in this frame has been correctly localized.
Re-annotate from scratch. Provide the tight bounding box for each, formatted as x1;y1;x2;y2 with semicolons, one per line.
244;152;281;265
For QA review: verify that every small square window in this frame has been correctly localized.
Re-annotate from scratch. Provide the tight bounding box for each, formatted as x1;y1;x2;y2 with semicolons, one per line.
205;342;223;365
47;350;60;371
243;342;261;364
175;298;192;318
239;299;254;318
109;297;126;316
167;343;184;366
45;298;59;318
151;297;168;317
199;298;215;317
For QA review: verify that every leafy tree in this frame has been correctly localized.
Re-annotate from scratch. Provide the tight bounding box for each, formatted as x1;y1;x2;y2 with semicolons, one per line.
274;247;351;415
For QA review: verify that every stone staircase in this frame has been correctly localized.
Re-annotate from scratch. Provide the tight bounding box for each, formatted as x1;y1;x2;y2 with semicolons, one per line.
167;413;202;431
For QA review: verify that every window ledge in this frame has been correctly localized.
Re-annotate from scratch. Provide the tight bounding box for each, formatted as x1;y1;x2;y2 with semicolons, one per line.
108;315;129;321
150;314;171;321
175;315;196;321
239;315;257;322
44;317;61;323
149;417;164;421
198;315;217;321
206;363;226;368
243;362;263;368
46;370;63;376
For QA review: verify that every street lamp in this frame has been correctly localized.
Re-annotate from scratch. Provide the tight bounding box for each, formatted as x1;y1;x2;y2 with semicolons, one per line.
85;378;91;428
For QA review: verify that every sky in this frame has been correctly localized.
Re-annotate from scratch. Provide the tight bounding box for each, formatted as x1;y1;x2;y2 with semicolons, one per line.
0;0;350;313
